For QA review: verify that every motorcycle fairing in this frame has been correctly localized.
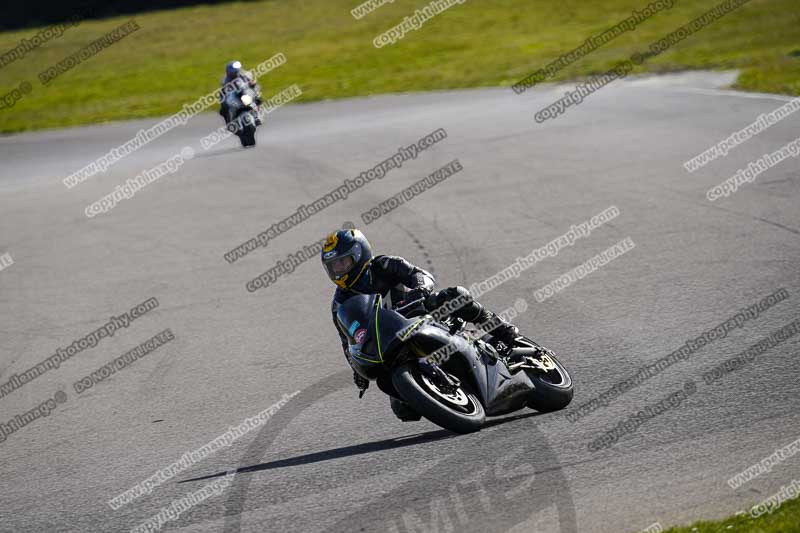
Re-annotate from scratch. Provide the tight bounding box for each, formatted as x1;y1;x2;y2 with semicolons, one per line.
477;353;536;416
336;293;417;368
431;336;535;416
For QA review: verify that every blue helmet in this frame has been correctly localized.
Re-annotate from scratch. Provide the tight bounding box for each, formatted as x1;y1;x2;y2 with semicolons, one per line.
225;60;242;78
321;229;373;289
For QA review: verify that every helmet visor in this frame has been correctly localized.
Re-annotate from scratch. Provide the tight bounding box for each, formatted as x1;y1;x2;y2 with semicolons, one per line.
324;255;355;281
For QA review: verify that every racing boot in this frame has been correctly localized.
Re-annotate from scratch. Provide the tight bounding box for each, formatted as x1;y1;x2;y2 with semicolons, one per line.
477;309;519;352
390;397;422;422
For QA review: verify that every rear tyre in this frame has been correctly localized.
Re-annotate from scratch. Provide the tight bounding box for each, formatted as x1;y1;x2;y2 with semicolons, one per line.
517;337;574;413
391;364;484;434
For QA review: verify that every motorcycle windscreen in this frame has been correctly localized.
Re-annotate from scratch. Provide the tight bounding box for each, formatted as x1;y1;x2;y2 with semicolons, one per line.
373;299;419;361
337;294;380;363
225;91;241;108
336;294;417;364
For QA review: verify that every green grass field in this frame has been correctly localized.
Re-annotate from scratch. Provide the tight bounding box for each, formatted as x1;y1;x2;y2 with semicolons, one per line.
0;0;797;132
663;491;800;533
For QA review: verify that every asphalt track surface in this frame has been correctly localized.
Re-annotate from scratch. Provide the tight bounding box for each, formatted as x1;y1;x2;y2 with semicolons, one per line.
1;71;799;533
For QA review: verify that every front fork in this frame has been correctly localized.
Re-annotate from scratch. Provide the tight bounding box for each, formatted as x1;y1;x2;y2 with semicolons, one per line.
417;358;461;393
394;345;463;396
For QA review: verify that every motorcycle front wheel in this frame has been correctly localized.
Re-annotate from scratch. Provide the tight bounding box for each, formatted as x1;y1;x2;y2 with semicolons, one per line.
239;124;256;147
391;363;485;434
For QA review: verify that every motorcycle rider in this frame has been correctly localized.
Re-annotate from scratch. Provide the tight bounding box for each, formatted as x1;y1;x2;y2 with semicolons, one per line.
322;228;520;421
219;60;263;126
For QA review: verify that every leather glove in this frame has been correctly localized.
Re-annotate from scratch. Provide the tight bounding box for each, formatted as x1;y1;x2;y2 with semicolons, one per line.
353;371;369;398
405;287;431;304
422;289;443;311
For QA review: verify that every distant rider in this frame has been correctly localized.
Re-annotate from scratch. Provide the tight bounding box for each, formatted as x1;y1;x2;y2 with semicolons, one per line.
219;60;262;125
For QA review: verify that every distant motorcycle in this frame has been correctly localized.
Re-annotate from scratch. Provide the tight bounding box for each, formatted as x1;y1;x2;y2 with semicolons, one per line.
337;293;574;434
223;78;260;147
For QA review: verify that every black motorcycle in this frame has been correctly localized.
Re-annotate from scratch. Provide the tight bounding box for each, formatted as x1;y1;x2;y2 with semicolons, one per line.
223;78;260;147
337;293;573;434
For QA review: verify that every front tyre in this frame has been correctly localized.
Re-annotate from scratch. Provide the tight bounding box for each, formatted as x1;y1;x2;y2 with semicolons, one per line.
240;124;256;147
391;364;484;434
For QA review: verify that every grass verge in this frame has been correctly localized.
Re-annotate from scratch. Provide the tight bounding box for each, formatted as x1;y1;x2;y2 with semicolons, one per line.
0;0;797;133
663;491;800;533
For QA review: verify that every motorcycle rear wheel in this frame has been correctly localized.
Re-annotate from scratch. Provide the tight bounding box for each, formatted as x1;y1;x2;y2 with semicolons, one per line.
517;337;573;413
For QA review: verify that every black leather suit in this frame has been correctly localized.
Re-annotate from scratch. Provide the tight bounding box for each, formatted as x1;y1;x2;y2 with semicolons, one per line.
330;255;507;364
